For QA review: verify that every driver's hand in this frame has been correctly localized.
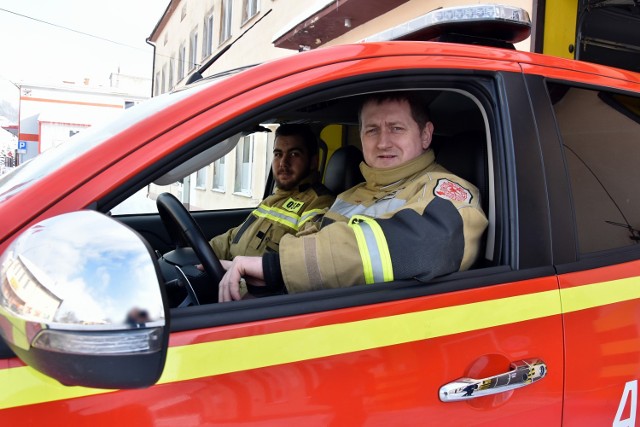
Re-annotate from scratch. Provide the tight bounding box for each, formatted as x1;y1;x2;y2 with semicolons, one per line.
197;260;232;272
218;256;264;302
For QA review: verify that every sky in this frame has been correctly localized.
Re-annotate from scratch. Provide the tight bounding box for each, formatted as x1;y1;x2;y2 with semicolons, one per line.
0;0;170;109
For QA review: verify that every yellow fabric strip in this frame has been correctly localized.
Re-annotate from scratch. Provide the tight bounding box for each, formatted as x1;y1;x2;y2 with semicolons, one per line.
253;205;301;230
365;218;393;282
348;215;393;283
299;208;325;227
349;218;375;283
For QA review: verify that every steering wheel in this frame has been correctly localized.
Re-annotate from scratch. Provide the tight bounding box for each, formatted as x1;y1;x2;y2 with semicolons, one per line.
156;192;226;289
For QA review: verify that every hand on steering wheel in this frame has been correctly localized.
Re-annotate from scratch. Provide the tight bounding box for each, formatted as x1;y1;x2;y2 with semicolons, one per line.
156;192;226;301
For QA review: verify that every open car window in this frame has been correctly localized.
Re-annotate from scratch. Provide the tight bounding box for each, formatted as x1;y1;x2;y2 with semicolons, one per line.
104;73;503;330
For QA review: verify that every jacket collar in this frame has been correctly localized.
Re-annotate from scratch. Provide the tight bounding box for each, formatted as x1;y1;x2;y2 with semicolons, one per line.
360;149;436;188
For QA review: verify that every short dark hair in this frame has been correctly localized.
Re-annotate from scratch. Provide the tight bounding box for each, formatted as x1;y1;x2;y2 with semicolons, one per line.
359;92;431;131
275;123;318;155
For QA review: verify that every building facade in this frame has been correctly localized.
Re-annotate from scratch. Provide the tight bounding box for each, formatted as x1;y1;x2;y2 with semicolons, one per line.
17;76;150;164
0;127;17;176
148;0;535;96
147;0;535;211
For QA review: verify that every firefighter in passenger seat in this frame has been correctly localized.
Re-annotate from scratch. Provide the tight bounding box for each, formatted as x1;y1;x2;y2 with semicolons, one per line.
218;93;489;301
209;123;335;260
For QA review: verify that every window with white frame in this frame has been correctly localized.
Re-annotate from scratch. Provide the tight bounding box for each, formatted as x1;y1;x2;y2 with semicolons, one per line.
168;59;174;90
212;155;226;190
242;0;259;24
220;0;233;44
203;10;214;58
154;72;161;96
234;135;254;194
178;44;186;81
264;134;274;182
196;167;207;189
189;28;199;71
181;3;187;21
161;64;167;93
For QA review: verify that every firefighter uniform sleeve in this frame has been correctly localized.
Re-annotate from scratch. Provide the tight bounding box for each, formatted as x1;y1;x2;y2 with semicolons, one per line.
277;221;367;291
274;178;488;293
210;186;334;260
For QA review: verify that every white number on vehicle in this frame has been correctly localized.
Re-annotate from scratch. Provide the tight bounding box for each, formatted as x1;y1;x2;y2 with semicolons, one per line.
614;380;638;427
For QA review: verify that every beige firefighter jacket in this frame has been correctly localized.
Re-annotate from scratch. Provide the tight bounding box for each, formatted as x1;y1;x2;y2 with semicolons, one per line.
275;149;488;293
210;173;335;260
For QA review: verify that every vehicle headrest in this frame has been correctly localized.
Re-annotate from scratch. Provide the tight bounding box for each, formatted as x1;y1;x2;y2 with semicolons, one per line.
433;130;488;213
324;145;364;195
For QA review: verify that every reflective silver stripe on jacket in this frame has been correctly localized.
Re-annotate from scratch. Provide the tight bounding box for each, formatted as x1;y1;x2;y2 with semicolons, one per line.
299;208;326;226
253;204;302;230
329;197;406;219
348;215;394;284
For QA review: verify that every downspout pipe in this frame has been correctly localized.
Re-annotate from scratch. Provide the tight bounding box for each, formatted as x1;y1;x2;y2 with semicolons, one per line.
145;37;156;97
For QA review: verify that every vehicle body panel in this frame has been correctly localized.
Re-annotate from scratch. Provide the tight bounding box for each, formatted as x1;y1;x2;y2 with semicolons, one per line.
1;39;640;425
524;59;640;426
2;276;563;425
560;261;640;426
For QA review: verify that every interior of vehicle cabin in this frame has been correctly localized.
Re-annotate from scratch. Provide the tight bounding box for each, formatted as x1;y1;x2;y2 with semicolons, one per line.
111;84;498;309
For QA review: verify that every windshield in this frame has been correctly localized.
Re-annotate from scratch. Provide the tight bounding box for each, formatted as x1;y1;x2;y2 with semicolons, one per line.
0;80;217;204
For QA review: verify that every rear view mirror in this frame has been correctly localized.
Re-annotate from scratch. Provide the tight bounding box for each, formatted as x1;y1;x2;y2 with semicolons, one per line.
0;210;168;389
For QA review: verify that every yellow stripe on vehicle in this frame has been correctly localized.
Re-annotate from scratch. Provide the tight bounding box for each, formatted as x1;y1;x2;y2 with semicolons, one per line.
2;275;640;410
560;276;640;313
158;288;560;385
0;288;559;409
0;365;116;409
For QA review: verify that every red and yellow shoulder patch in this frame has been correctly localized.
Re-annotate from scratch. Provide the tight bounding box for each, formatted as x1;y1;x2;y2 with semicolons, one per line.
434;178;472;203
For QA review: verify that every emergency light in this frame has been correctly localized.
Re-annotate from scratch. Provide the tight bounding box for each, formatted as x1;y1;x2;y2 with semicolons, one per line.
363;4;531;49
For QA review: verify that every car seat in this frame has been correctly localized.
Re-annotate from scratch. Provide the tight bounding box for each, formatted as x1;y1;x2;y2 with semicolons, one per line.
323;145;365;195
433;130;488;216
433;129;492;267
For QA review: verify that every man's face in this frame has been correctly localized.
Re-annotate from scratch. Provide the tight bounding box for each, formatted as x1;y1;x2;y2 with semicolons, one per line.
360;99;434;169
272;134;316;190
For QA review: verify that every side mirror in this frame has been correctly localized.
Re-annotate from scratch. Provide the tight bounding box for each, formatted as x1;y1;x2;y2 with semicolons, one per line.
0;210;168;389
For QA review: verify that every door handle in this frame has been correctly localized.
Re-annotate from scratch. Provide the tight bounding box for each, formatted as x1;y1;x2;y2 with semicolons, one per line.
439;358;547;402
